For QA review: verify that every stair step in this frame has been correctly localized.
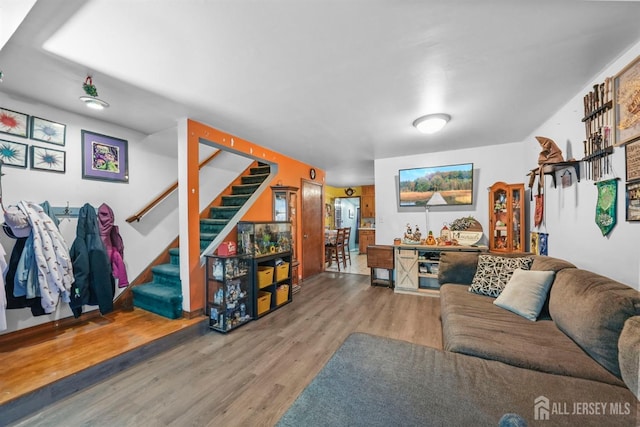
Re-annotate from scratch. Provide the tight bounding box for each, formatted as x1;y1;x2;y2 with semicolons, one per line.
250;165;270;175
209;206;240;219
168;248;180;265
151;263;181;286
231;183;260;195
132;282;183;319
200;218;228;234
241;173;269;185
221;194;250;206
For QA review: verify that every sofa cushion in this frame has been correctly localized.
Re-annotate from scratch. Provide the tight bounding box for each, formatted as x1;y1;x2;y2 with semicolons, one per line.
494;269;555;321
469;255;533;297
618;316;640;399
549;269;640;378
437;251;480;285
440;284;625;386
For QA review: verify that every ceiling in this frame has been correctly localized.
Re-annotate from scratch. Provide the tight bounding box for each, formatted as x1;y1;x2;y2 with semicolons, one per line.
1;1;640;186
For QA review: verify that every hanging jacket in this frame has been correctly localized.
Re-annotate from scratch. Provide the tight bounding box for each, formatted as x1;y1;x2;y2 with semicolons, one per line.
9;201;74;314
97;203;129;288
69;203;114;318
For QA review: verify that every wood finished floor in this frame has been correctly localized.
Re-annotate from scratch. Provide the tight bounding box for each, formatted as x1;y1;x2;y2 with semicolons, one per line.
7;272;442;427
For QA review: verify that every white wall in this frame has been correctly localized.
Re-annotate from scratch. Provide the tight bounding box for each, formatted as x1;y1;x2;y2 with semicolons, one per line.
375;141;527;249
522;40;640;289
375;39;640;290
0;94;248;334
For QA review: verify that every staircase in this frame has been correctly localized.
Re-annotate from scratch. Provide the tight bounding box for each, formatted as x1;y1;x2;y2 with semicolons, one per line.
131;163;271;319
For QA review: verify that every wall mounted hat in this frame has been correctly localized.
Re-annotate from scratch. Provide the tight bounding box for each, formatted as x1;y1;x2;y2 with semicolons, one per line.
3;205;31;238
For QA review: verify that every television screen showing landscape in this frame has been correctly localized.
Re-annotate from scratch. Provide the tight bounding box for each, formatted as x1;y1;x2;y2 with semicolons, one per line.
398;163;473;207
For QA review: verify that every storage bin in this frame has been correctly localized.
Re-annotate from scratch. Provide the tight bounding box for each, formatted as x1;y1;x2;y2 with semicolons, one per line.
275;262;290;282
257;290;272;315
276;285;289;305
257;266;274;289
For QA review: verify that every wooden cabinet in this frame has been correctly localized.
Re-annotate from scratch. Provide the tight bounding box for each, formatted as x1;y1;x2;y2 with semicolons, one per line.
271;186;298;261
358;229;375;254
488;182;525;252
395;245;486;295
360;185;375;219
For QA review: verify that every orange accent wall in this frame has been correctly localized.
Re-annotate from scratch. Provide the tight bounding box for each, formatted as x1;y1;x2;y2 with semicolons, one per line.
186;119;325;313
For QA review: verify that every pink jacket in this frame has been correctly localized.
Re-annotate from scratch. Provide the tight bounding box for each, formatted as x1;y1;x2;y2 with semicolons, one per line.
98;203;129;288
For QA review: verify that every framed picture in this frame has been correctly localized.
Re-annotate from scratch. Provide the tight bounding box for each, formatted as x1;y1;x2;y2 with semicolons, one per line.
614;54;640;146
626;139;640;182
30;145;65;173
81;130;129;183
30;116;66;146
0;139;28;168
626;181;640;221
0;107;29;138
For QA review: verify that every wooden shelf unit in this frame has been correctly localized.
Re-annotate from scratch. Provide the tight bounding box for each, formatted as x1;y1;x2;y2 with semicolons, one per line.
488;182;525;253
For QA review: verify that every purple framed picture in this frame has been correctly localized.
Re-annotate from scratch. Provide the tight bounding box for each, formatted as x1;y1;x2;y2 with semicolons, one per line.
81;130;129;183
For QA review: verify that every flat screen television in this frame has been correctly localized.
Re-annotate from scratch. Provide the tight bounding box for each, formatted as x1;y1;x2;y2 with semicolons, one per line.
398;163;473;207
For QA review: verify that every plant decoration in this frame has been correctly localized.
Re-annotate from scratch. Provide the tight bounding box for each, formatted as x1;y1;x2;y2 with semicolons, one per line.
82;76;98;97
449;216;478;231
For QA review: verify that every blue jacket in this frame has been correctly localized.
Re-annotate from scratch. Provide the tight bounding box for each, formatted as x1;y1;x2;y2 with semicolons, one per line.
69;203;114;317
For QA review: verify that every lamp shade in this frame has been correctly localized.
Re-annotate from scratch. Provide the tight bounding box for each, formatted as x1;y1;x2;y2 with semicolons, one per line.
413;114;450;134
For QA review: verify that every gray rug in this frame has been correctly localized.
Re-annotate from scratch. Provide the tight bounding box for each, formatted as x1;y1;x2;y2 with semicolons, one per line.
276;333;638;427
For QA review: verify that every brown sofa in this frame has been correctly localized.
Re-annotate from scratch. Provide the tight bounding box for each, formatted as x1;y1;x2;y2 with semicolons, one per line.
436;252;639;423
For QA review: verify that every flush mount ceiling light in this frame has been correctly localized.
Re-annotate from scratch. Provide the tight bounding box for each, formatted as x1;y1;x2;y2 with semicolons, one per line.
79;76;109;110
413;113;451;134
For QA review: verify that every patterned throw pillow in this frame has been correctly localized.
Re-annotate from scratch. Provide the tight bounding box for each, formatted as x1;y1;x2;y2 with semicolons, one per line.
469;255;534;297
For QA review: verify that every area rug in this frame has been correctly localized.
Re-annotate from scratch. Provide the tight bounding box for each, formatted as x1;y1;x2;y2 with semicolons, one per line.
276;333;638;427
276;332;492;427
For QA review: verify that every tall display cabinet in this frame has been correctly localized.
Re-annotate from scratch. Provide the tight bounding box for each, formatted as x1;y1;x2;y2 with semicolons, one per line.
271;186;300;292
488;182;526;252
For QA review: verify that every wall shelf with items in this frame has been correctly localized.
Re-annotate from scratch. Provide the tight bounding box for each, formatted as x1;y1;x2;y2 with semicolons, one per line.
252;251;293;318
205;254;253;333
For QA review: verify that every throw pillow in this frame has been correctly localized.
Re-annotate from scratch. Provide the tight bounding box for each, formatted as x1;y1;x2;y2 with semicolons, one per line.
493;269;555;321
468;255;533;297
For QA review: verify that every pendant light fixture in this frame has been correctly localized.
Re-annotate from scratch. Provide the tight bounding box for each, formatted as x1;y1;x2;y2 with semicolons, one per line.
413;113;450;134
79;76;109;110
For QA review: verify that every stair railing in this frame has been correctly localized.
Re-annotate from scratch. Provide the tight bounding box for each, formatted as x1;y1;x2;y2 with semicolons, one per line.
126;150;221;223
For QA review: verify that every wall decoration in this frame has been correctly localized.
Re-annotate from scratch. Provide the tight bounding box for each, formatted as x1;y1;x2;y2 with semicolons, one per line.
0;139;28;168
30;145;65;173
81;130;129;183
30;116;66;146
614;54;640;146
0;107;28;138
626;181;640;221
595;179;617;236
626;139;640;182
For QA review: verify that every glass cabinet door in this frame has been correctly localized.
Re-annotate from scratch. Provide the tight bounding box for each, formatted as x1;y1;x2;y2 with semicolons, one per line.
491;186;509;250
273;190;288;221
511;186;522;251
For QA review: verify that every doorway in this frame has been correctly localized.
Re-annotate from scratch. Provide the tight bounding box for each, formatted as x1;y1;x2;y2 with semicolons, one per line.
334;197;360;252
301;179;324;279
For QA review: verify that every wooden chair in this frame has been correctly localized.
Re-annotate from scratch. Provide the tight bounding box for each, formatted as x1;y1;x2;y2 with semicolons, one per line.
326;228;346;271
341;227;352;267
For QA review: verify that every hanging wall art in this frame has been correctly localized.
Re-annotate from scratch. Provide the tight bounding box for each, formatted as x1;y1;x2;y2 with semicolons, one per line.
0;107;28;138
30;116;66;146
0;139;28;168
81;130;129;183
614;54;640;146
30;146;65;173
